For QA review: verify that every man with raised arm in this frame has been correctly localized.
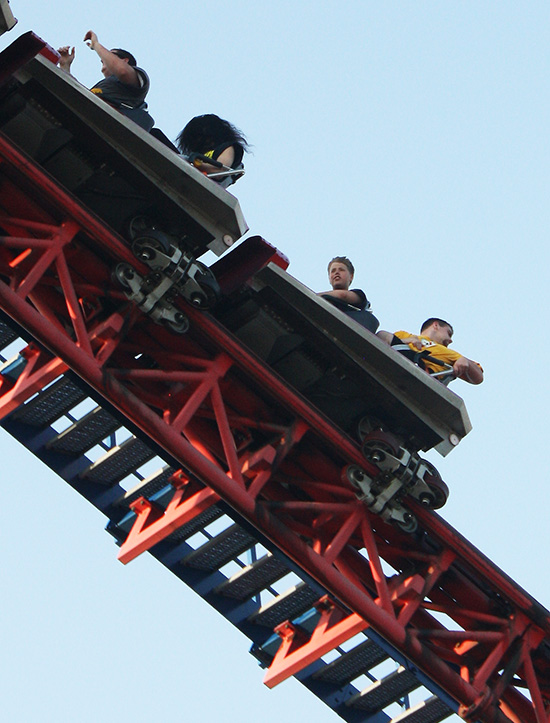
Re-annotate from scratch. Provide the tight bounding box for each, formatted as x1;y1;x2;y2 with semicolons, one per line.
378;318;483;385
57;31;154;130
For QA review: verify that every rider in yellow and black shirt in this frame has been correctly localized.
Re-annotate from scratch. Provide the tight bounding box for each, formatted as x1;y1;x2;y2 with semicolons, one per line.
391;318;483;384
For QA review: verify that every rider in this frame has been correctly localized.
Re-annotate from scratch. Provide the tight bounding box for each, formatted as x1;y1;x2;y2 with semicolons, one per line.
318;256;371;311
57;31;154;131
379;318;483;384
176;114;248;186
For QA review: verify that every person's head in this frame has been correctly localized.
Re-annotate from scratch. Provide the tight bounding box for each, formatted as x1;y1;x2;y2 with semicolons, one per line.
176;114;249;157
328;256;355;290
110;49;137;66
421;318;454;347
101;48;136;77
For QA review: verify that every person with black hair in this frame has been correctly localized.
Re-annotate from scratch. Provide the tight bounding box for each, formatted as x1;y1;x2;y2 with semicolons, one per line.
176;114;248;186
57;31;153;131
378;318;484;385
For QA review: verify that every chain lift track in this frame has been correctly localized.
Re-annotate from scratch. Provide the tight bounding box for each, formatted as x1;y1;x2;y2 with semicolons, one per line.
0;32;549;723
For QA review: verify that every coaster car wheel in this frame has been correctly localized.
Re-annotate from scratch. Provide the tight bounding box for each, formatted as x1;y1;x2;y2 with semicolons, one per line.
357;415;386;441
114;263;136;290
132;239;168;269
186;262;221;309
361;430;401;464
128;215;158;241
128;215;174;257
165;310;190;334
397;512;418;534
344;464;370;489
421;460;449;509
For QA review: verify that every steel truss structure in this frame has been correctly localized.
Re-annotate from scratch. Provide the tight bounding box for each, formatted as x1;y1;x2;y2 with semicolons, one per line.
0;50;549;723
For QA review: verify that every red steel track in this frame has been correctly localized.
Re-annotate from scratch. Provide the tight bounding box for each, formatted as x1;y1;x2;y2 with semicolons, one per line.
0;116;549;723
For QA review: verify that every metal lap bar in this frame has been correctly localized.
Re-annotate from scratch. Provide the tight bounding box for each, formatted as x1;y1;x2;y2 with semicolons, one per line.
206;168;245;180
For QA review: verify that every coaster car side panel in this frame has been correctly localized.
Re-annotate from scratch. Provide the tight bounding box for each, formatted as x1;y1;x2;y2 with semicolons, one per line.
0;0;16;36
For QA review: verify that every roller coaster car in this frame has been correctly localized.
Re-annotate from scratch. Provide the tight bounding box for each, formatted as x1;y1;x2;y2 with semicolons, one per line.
0;32;247;258
214;257;471;458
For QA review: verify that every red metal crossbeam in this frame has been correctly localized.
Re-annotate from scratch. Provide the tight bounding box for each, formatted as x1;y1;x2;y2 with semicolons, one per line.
264;597;368;688
120;474;220;563
0;137;549;723
0;344;67;417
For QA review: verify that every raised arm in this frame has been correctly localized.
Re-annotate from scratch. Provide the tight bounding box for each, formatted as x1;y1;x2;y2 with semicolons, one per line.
57;46;75;74
84;31;140;87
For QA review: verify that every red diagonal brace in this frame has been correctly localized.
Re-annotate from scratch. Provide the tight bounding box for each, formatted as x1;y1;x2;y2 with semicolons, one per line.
264;596;368;688
0;345;67;419
264;576;434;690
118;479;219;564
243;445;277;498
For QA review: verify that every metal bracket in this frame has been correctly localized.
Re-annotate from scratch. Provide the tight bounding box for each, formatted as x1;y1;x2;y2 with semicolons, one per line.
131;224;220;309
114;230;221;329
346;442;448;533
115;263;190;333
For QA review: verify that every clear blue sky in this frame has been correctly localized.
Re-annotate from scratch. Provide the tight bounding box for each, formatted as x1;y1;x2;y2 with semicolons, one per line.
2;2;549;721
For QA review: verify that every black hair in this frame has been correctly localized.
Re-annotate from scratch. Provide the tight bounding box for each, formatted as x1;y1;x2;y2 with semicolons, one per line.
421;318;454;335
328;256;355;275
176;114;249;159
111;48;137;67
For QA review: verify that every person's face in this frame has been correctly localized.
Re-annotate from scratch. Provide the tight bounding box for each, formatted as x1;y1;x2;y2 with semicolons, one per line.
102;51;129;77
430;322;453;347
329;262;353;290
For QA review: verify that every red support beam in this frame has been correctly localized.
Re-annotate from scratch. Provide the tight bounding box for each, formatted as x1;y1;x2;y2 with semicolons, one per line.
0;267;538;723
119;481;220;564
264;597;368;688
0;136;548;723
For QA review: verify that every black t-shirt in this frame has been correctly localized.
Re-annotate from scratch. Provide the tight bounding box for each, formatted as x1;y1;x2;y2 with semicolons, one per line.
90;67;150;110
320;288;370;312
349;288;369;311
